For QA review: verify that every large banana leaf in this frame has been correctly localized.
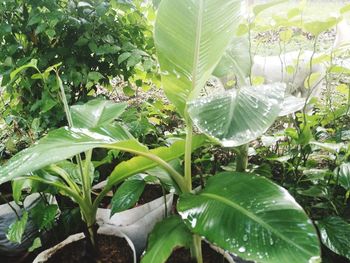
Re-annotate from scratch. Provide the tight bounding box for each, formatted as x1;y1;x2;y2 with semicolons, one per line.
187;84;285;147
154;0;241;116
177;172;320;263
141;216;192;263
0;126;145;184
71;99;127;129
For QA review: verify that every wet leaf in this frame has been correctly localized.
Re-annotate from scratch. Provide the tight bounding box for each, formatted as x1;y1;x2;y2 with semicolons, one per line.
110;176;145;215
155;0;241;116
187;84;285;147
317;216;350;260
178;172;320;263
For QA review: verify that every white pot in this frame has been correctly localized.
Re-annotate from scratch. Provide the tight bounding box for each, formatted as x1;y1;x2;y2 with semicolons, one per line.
33;227;137;263
0;193;56;256
96;193;173;254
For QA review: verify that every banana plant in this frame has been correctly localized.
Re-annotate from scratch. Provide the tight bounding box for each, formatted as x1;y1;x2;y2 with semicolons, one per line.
0;94;208;260
141;0;320;263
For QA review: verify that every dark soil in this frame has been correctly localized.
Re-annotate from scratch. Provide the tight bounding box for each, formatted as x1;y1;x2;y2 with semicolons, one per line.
99;183;164;209
46;234;133;263
137;184;163;206
166;242;229;263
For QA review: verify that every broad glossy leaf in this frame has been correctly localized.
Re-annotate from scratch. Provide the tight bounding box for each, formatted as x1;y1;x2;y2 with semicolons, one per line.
0;126;145;184
141;216;192;263
178;172;320;263
337;163;350;191
187;84;285;147
317;216;350;260
6;211;28;244
154;0;241;116
279;95;306;116
214;35;251;86
110;175;146;216
71;98;127;129
107;135;208;187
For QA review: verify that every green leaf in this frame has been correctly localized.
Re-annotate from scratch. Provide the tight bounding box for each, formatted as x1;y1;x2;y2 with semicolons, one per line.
107;135;208;187
10;59;38;80
0;126;143;184
154;0;242;116
187;84;285;147
28;237;42;252
118;52;131;64
304;18;337;36
177;172;320;263
110;175;146;215
337;163;350;191
141;216;192;263
279;95;305;116
253;0;287;17
31;202;58;230
6;211;29;244
340;4;350;14
317;216;350;260
71;99;127;129
214;35;251;86
88;71;104;82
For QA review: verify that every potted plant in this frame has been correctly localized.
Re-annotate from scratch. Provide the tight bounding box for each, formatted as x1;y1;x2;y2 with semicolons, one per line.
0;72;208;261
140;0;321;262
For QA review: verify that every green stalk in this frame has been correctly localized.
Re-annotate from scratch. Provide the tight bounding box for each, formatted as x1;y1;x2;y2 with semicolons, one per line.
191;235;203;263
56;72;90;202
236;144;248;172
183;117;203;263
184;123;193;192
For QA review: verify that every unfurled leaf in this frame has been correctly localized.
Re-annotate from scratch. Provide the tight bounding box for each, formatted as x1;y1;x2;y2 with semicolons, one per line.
155;0;242;116
71;99;127;129
178;172;320;263
0;126;143;184
187;84;285;147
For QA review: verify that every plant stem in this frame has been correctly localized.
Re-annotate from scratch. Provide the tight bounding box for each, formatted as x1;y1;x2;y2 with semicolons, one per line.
236;144;248;172
192;235;203;263
184;123;193;192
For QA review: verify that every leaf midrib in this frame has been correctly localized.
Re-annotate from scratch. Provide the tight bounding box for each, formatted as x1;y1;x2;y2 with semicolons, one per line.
190;0;204;100
201;192;315;257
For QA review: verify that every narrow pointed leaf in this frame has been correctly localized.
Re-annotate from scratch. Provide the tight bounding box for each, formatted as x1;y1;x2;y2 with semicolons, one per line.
155;0;241;116
71;99;127;129
187;84;286;147
141;216;192;263
178;172;320;263
106;135;208;187
317;216;350;260
0;126;145;184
